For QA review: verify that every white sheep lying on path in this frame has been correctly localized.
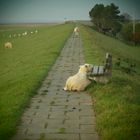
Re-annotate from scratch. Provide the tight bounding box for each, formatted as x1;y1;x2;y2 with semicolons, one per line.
64;64;93;91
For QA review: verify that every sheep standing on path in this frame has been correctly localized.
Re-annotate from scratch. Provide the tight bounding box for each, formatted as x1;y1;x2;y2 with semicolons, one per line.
74;27;79;36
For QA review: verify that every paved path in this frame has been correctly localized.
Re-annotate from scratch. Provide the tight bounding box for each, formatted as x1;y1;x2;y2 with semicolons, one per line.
12;33;99;140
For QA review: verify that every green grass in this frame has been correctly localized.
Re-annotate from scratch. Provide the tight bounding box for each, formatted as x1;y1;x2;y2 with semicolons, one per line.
59;128;65;134
80;25;140;140
0;23;74;140
38;133;45;140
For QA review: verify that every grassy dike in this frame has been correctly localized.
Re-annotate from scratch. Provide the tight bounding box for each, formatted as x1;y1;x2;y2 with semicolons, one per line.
80;25;140;140
0;23;74;140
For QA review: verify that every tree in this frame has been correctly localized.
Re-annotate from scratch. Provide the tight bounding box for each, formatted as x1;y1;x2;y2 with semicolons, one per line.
120;13;132;22
89;3;122;35
89;4;105;30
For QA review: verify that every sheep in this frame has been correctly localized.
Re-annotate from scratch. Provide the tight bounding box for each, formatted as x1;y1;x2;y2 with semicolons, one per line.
35;30;38;33
74;27;79;36
13;34;16;37
18;34;21;37
63;64;93;91
4;42;13;48
24;31;27;35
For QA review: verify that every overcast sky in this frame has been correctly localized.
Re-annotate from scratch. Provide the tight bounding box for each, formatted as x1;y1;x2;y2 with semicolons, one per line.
0;0;139;23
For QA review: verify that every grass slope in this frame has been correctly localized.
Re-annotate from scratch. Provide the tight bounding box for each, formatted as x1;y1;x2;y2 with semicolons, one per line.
0;23;74;140
80;25;140;140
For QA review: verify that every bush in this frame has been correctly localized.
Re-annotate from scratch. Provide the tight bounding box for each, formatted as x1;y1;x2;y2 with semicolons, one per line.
121;22;140;45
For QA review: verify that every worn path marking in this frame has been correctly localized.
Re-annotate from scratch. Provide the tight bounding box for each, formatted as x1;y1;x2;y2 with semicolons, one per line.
12;33;99;140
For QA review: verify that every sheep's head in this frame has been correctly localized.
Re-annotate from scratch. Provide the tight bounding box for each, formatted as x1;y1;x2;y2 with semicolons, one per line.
79;64;93;73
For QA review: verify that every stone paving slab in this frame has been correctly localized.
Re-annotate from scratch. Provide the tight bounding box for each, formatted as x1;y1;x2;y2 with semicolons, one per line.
12;33;99;140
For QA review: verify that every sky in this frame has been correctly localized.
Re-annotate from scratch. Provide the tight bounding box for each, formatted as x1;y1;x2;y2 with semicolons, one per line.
0;0;139;23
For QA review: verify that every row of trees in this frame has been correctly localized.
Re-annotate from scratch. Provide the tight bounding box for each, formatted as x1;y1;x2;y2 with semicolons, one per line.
89;3;140;45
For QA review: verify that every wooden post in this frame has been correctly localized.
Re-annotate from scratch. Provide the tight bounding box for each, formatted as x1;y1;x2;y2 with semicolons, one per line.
105;53;112;76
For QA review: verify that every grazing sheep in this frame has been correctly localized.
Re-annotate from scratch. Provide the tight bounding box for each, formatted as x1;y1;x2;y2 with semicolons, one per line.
18;34;21;37
24;31;27;35
4;42;13;48
35;30;38;33
63;64;93;91
13;34;16;37
22;31;27;36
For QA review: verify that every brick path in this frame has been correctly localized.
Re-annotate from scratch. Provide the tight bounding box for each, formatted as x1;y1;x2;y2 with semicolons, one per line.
12;33;99;140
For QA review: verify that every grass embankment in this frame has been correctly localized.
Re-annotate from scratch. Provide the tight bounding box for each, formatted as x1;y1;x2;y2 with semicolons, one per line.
80;25;140;140
0;23;74;140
